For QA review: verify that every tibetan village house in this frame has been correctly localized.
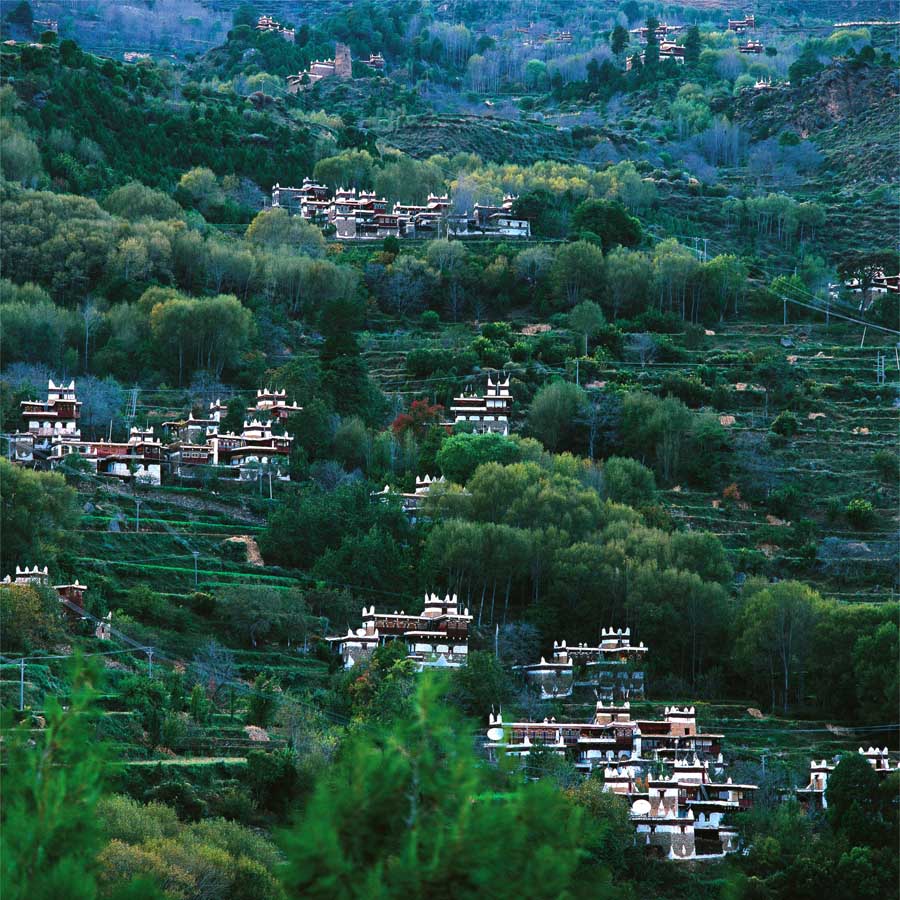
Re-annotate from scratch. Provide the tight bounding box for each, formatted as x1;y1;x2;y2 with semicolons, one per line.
326;593;472;669
165;389;298;481
796;747;899;811
13;379;82;462
373;474;447;519
519;628;646;699
14;382;162;485
256;15;295;41
248;388;302;421
728;14;756;32
448;374;513;435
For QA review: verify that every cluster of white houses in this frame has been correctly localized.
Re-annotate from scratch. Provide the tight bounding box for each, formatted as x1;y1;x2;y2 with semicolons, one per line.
518;629;647;700
7;375;513;487
271;179;530;239
8;382;302;486
327;593;472;669
485;701;753;859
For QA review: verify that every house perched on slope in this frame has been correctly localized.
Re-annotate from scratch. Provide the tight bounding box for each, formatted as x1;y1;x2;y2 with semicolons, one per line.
326;593;472;669
519;628;647;699
448;374;513;435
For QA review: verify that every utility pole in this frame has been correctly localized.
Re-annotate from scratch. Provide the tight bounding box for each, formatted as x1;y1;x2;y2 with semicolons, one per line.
268;470;273;501
783;296;787;326
19;658;25;711
135;498;142;533
146;648;154;679
876;352;886;385
192;550;200;587
575;358;580;387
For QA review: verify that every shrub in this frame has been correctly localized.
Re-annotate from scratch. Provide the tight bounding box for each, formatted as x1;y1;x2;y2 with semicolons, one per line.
768;485;801;518
420;310;440;330
189;684;210;724
437;432;521;483
246;675;279;728
603;456;656;507
845;498;875;529
770;411;799;437
660;374;709;407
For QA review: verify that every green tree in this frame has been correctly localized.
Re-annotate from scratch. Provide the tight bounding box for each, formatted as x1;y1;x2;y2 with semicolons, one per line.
0;583;64;653
449;650;513;716
102;182;183;221
569;301;606;355
684;26;701;64
176;166;224;216
566;778;633;874
0;460;80;574
551;241;605;308
1;659;110;900
852;621;899;722
313;150;375;190
644;16;660;68
280;676;590;899
602;456;655;507
571;199;642;251
827;752;881;843
610;25;629;55
220;395;247;435
736;581;823;713
604;247;652;319
527;381;588;452
245;207;326;257
246;674;280;727
427;240;469;320
437;432;522;483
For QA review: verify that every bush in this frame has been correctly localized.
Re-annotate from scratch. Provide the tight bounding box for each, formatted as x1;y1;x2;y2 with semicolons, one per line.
246;675;279;728
770;411;799;437
437;432;522;483
420;310;440;330
768;485;801;519
603;456;656;507
660;374;709;407
846;498;875;529
246;747;300;817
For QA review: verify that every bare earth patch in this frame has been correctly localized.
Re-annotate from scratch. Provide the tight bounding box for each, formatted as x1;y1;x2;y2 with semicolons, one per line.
226;535;264;566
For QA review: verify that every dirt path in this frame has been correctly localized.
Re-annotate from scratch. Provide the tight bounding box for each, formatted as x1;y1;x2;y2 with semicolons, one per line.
225;535;265;566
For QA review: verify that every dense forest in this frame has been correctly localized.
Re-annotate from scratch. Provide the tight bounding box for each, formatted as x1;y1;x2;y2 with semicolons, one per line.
1;0;898;898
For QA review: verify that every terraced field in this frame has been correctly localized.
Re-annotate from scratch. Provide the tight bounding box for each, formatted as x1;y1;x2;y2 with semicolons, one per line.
359;317;899;603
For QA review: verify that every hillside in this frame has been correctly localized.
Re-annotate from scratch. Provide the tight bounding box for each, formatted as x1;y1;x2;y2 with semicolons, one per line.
1;2;898;899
